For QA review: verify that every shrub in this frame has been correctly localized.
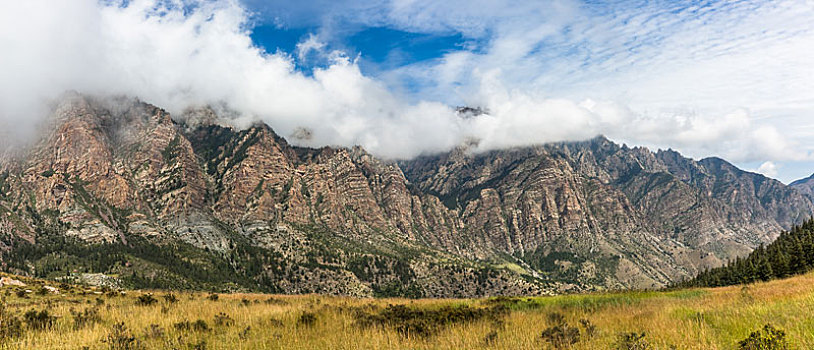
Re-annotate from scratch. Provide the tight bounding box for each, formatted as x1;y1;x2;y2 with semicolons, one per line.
70;307;101;329
547;312;567;326
0;314;23;339
144;324;164;339
740;285;755;303
239;326;252;340
206;293;219;301
135;294;157;306
213;312;234;327
174;319;210;332
0;301;23;339
298;312;317;327
353;304;508;338
193;319;210;332
540;312;581;349
103;322;141;350
483;330;498;345
24;309;56;330
580;319;597;338
174;320;190;331
541;324;580;349
268;318;284;327
15;290;27;298
616;332;650;350
738;324;789;350
264;297;288;305
162;293;178;304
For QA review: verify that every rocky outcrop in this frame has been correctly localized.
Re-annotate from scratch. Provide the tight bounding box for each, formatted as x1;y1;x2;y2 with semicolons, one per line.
400;137;814;287
790;173;814;201
0;95;810;295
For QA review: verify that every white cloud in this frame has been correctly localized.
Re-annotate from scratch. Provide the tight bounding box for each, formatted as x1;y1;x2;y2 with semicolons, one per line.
368;0;814;163
0;0;464;158
0;0;811;173
295;34;326;61
754;161;780;179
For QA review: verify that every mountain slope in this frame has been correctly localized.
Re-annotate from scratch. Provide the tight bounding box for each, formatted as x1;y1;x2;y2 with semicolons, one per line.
679;218;814;288
0;94;810;295
400;137;813;288
790;173;814;200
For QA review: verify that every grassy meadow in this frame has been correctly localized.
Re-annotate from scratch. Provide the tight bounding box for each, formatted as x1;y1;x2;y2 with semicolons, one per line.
1;272;813;349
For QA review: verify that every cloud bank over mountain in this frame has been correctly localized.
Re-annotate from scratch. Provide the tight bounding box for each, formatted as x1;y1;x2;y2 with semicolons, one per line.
1;0;812;180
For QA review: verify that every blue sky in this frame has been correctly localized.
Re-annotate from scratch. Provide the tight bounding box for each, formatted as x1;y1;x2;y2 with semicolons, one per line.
241;0;814;182
1;0;813;182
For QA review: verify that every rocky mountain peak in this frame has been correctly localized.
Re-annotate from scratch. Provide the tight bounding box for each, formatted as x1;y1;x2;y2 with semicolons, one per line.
0;94;810;296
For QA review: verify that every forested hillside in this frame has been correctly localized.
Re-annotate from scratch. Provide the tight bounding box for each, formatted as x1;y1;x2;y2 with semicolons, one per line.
679;218;814;288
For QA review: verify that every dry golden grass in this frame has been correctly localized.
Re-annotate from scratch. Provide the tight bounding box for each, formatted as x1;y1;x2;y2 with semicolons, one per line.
2;272;814;349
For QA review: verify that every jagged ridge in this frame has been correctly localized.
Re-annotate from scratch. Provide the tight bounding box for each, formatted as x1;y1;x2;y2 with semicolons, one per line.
0;95;810;296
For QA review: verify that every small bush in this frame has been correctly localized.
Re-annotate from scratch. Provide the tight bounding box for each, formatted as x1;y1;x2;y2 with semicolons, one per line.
174;319;210;332
738;324;789;350
484;330;498;345
162;293;178;304
547;312;567;326
190;340;207;350
206;293;219;301
580;319;597;338
353;304;508;338
740;285;755;303
264;297;288;305
144;324;164;339
616;332;650;350
135;294;157;306
268;318;284;327
213;312;234;327
0;314;23;339
70;307;102;329
15;290;28;298
173;320;190;331
541;324;580;349
298;312;317;327
0;302;23;339
24;309;56;330
193;319;210;332
103;322;141;350
540;312;581;349
239;326;252;340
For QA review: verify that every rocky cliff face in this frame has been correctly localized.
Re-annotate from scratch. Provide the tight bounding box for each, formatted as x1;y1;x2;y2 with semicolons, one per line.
401;139;814;289
790;174;814;201
0;95;809;296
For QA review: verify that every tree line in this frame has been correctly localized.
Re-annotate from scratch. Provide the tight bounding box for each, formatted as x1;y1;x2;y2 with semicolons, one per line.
678;218;814;288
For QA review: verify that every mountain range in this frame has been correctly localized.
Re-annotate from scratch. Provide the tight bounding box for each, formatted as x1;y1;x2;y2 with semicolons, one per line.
0;94;811;297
